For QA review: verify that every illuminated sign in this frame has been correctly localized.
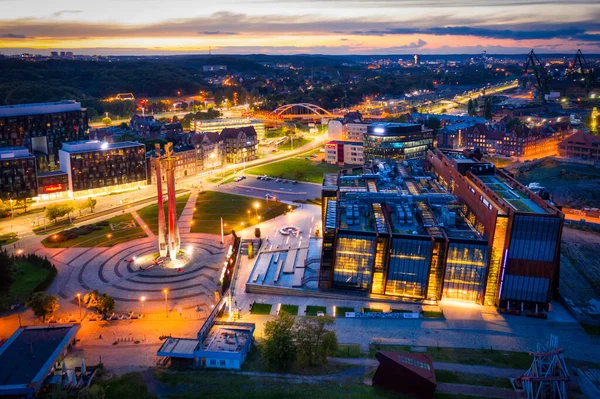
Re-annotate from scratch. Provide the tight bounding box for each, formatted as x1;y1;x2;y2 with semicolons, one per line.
374;127;385;134
43;184;64;193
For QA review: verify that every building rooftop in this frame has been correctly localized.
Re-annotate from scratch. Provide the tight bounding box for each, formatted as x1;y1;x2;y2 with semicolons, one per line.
0;146;33;159
61;140;143;153
477;174;548;214
0;325;79;394
202;323;254;353
0;100;82;117
158;338;199;357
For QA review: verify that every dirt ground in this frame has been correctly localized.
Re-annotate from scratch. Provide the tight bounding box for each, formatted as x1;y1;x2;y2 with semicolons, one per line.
514;159;600;208
560;227;600;319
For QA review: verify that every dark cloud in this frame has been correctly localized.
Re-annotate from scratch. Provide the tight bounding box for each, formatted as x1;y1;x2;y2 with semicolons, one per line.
200;31;238;35
352;26;600;42
0;33;25;38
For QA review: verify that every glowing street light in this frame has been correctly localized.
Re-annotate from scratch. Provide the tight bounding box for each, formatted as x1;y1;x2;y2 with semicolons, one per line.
140;296;146;313
253;202;260;218
163;289;169;317
76;293;82;320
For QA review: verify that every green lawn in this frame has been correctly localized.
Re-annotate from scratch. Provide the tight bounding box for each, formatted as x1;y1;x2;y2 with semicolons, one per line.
305;305;327;316
280;304;299;315
362;307;384;313
335;344;363;358
275;137;313;152
250;302;273;315
137;193;190;234
435;370;513;389
0;232;18;246
3;261;50;305
191;191;292;235
41;214;146;248
153;369;401;399
369;345;532;369
422;310;445;319
582;323;600;336
246;157;342;183
101;372;157;399
335;307;355;317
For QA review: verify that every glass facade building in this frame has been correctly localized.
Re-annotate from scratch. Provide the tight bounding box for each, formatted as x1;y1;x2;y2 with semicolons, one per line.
59;141;146;195
442;242;489;303
385;237;432;298
332;234;375;290
0;101;88;172
0;147;37;200
363;123;433;164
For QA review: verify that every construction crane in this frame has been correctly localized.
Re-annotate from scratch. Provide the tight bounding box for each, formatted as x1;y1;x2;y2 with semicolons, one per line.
523;50;550;103
573;49;596;92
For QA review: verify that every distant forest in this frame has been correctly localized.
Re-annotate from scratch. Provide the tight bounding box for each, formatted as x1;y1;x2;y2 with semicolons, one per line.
0;55;518;118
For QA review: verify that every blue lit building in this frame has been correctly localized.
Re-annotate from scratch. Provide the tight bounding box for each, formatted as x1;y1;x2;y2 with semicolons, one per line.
363;123;434;164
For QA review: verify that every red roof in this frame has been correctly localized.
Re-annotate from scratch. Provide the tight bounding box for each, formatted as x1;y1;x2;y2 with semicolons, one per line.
560;130;600;147
376;351;436;383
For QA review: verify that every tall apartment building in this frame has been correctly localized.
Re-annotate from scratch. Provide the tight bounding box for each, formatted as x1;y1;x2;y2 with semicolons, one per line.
0;147;37;200
59;141;146;197
0;101;88;172
324;141;364;165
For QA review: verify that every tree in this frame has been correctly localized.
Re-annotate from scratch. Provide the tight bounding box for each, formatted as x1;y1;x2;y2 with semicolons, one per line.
96;294;115;315
119;122;129;129
483;97;493;120
45;203;68;224
86;197;97;213
77;385;105;399
261;311;296;370
294;316;338;367
83;290;100;309
425;117;441;131
0;249;14;294
467;99;475;116
101;117;112;126
26;292;59;322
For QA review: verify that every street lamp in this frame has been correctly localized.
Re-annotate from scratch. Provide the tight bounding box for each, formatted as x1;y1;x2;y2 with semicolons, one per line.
76;293;82;320
140;296;146;313
163;289;168;317
253;202;260;218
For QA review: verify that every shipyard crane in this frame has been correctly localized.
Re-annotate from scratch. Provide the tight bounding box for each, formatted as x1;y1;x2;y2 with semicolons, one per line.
573;49;596;92
523;50;550;103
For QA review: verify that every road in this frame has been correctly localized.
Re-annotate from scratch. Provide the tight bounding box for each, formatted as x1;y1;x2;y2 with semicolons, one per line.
0;133;328;251
217;178;321;202
427;80;519;114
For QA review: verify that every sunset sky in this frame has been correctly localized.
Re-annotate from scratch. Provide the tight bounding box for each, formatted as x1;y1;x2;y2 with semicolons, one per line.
1;0;599;55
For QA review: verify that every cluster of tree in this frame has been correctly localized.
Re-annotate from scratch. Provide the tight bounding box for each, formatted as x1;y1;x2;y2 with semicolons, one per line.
83;99;137;121
83;290;116;315
45;198;97;224
261;312;338;370
0;59;210;106
181;108;222;129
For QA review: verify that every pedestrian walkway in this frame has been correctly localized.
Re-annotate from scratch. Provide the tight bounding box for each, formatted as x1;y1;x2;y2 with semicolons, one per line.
437;382;518;398
178;190;199;233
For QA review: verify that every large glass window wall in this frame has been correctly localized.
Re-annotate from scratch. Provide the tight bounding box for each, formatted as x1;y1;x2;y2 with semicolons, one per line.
442;242;489;303
385;237;432;298
333;234;375;290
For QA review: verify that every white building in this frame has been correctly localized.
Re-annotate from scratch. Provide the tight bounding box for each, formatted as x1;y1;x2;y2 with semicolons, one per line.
193;118;266;140
327;119;368;142
324;141;364;165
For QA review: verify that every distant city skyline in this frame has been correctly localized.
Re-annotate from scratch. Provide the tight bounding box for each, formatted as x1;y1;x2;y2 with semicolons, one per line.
0;0;599;55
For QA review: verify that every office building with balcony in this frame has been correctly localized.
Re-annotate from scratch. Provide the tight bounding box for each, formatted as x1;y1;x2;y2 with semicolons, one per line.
220;126;258;165
0;147;37;200
0;101;88;172
59;141;146;197
363;123;433;164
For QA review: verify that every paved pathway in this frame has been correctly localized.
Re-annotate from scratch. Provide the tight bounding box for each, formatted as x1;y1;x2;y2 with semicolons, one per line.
437;382;518;398
329;357;524;378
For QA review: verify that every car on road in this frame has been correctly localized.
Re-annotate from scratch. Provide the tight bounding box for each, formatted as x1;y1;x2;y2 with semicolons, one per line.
292;180;298;185
233;176;247;182
265;193;275;200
